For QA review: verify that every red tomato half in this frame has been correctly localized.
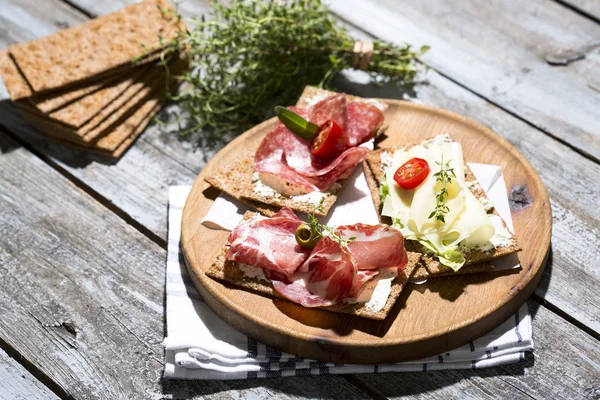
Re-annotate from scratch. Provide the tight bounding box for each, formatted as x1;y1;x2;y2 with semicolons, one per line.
310;120;346;158
393;157;430;189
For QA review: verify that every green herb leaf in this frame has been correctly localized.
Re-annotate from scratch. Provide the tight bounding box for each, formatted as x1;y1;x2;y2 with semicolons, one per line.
158;0;429;137
274;106;318;141
429;156;455;223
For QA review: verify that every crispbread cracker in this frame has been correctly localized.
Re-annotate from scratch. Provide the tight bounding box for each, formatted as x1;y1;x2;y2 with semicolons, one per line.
24;83;163;152
206;245;421;320
412;261;496;280
205;86;387;217
8;0;183;94
20;64;153;128
205;152;341;217
0;50;33;100
30;76;120;114
363;139;521;278
17;58;187;148
17;62;169;142
39;100;162;159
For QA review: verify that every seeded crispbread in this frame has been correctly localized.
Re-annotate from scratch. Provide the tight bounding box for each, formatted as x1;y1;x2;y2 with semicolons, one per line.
204;86;388;217
16;60;173;142
206;244;422;321
19;64;154;129
16;57;187;149
21;61;185;158
363;139;521;278
0;50;34;100
7;0;183;94
37;99;162;159
205;152;342;217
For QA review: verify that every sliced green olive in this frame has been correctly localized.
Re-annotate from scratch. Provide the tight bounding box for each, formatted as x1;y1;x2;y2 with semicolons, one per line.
295;223;320;249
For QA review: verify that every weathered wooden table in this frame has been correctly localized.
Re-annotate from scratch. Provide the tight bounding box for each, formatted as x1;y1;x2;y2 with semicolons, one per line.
1;0;599;399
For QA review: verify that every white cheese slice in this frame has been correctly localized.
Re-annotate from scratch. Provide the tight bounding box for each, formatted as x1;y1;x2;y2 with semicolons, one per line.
382;135;494;264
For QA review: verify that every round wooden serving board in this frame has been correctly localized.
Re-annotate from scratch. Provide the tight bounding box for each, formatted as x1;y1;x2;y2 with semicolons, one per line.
181;100;552;364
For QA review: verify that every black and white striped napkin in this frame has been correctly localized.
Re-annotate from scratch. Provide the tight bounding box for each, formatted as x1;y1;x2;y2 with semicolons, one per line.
163;185;533;380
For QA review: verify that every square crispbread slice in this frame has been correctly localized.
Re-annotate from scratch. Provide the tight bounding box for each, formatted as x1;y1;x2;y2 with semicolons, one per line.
363;139;521;278
17;57;188;148
206;245;422;321
16;61;170;142
204;86;388;217
19;64;154;129
0;50;34;100
38;98;162;159
22;72;172;154
204;152;342;217
8;0;183;94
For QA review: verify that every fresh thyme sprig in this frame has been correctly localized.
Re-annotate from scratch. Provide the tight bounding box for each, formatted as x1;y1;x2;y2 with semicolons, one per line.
428;156;456;223
308;199;356;246
160;0;428;137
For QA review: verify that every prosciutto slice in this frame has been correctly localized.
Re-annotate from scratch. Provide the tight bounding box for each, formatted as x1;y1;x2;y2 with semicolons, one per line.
345;102;385;147
271;236;357;308
336;224;408;270
226;208;310;276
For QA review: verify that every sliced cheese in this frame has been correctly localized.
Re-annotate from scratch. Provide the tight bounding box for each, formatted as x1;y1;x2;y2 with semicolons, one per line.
382;134;494;270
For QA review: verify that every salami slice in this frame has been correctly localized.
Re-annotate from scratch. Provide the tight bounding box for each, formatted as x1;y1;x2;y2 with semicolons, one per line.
308;93;348;131
254;114;320;195
345;102;384;147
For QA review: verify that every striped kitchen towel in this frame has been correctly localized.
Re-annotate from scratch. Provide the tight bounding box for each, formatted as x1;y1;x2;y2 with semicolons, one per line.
163;186;533;380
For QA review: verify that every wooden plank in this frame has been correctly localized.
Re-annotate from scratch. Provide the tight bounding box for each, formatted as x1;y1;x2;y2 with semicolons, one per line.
559;0;600;21
0;0;598;338
329;0;600;162
350;300;600;400
0;348;60;400
0;130;371;399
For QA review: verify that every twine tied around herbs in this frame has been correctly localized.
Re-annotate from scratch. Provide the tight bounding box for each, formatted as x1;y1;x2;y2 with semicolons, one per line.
352;40;374;71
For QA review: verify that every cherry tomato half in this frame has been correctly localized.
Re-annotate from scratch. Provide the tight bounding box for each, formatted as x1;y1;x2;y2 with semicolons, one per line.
393;157;430;189
310;120;346;158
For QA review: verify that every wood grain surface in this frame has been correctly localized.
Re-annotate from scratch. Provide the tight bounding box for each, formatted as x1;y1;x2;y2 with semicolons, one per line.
0;0;598;397
181;99;552;364
331;0;600;162
0;348;61;400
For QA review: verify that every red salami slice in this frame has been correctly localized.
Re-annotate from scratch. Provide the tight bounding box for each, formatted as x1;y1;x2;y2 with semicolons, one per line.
336;224;408;270
282;125;370;179
226;208;310;276
253;95;375;194
345;102;384;147
254;112;320;195
308;93;348;131
272;236;357;307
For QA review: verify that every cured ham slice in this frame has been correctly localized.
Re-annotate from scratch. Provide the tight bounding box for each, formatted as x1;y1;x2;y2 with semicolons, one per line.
336;224;408;270
272;236;357;307
226;208;310;276
225;208;407;308
350;269;380;298
345;102;384;147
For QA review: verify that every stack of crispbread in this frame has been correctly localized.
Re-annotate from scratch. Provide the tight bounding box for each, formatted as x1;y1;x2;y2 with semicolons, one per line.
0;0;187;158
